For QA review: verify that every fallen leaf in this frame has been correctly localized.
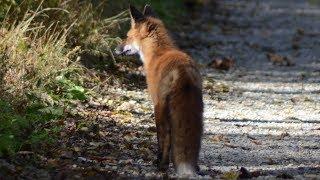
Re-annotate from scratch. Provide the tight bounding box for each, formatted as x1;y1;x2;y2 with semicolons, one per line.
208;57;235;70
278;132;290;140
211;134;223;142
224;142;238;148
251;140;262;145
211;135;230;143
266;53;294;66
204;81;230;94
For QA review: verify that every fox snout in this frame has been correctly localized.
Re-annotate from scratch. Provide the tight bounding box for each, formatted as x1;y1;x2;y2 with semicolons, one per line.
114;43;139;56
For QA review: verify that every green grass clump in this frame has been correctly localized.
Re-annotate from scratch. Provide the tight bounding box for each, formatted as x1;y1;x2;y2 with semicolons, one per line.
0;8;82;106
0;100;63;156
0;7;87;156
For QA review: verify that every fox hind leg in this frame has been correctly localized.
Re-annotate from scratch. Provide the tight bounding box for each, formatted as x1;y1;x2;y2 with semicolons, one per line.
154;101;171;171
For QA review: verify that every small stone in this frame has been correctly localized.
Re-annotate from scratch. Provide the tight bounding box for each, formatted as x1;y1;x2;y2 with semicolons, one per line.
199;165;209;171
137;159;144;164
145;173;153;177
73;147;81;152
80;127;89;132
88;100;101;107
60;151;73;159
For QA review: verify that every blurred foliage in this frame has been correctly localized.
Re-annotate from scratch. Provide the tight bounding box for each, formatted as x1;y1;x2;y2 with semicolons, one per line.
308;0;320;6
108;0;188;25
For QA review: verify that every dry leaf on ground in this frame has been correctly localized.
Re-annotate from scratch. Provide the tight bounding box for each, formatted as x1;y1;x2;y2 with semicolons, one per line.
266;53;294;66
208;57;235;70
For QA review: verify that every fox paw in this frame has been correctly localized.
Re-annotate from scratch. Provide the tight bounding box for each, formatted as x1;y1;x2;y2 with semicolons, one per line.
158;160;169;172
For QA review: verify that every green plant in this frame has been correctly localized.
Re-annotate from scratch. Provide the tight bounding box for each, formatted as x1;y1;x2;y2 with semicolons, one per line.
0;100;63;157
56;75;88;101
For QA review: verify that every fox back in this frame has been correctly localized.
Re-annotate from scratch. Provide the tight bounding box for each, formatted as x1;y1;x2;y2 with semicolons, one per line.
115;5;203;177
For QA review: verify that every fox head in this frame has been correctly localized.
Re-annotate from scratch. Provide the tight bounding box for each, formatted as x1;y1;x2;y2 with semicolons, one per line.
115;5;174;63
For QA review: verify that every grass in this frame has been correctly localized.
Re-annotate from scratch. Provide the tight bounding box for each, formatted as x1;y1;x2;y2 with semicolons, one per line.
1;10;78;100
0;1;100;156
0;5;86;156
0;99;63;157
0;0;190;157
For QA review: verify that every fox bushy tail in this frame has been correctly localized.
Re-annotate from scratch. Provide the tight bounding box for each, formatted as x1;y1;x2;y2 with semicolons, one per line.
169;81;203;176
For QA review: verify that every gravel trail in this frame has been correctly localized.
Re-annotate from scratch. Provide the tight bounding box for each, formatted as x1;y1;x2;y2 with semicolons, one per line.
186;0;320;177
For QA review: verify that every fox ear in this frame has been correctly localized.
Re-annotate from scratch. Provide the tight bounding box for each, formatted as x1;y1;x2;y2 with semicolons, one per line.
143;4;156;17
129;4;145;23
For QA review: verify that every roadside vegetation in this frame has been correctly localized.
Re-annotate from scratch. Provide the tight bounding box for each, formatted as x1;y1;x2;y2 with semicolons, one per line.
0;0;192;158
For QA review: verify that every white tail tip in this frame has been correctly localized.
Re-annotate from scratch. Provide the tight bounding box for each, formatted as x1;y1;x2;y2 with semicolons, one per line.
177;163;196;177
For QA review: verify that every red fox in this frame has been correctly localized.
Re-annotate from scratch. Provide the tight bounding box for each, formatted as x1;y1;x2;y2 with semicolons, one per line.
115;5;203;176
